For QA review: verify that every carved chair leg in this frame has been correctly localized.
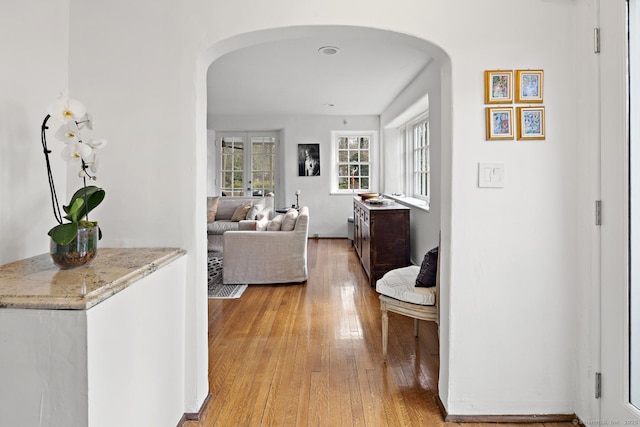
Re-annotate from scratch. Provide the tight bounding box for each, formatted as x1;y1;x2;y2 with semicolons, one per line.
381;307;389;362
414;318;419;337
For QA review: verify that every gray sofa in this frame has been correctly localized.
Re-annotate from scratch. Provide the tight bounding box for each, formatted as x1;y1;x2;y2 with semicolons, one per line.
207;195;275;252
222;206;309;284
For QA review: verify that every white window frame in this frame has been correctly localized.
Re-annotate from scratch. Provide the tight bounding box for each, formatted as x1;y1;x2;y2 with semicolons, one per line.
216;131;278;196
402;112;430;203
330;130;378;194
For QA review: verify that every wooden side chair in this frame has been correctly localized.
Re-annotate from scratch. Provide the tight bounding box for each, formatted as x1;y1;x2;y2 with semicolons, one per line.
376;243;440;361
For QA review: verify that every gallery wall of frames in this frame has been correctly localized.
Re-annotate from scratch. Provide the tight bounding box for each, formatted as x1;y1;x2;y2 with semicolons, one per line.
484;69;545;141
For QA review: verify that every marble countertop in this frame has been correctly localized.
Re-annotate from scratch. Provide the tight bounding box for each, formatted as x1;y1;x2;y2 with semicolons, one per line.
0;248;186;310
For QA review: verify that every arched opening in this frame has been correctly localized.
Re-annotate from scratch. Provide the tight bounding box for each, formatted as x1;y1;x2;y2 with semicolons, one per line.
195;24;453;409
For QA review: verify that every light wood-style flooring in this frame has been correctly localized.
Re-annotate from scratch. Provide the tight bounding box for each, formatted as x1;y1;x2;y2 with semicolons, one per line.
186;238;575;427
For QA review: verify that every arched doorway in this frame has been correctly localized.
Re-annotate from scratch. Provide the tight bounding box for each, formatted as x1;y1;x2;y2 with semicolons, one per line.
197;23;453;407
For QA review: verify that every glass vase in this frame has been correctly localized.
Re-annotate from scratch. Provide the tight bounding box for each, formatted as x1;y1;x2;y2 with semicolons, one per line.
49;225;99;269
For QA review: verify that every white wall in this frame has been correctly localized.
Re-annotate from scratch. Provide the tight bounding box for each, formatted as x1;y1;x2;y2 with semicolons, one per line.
2;0;597;420
444;1;578;413
209;114;380;238
0;0;70;265
381;62;442;262
0;308;88;426
87;258;186;426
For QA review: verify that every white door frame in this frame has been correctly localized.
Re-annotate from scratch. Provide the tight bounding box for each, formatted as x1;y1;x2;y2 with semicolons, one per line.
600;0;640;422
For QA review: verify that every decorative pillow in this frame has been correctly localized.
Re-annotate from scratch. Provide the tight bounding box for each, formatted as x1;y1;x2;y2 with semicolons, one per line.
230;201;253;222
280;208;299;231
207;197;219;223
246;203;264;220
266;214;284;231
415;246;439;288
255;215;269;231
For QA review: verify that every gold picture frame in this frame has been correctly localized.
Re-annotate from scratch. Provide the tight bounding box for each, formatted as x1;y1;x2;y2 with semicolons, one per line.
516;106;545;140
484;70;513;104
486;107;514;140
515;70;544;103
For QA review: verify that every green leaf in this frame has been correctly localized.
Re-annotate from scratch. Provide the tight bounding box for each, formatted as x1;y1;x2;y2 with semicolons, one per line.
66;198;85;223
48;222;79;246
63;186;105;222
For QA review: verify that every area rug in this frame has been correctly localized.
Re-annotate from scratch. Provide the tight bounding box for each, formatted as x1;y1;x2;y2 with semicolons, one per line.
208;252;247;299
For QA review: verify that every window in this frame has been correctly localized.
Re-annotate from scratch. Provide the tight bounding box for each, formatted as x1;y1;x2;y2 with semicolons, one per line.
218;132;277;196
220;135;244;196
331;131;376;193
402;113;430;202
250;136;276;196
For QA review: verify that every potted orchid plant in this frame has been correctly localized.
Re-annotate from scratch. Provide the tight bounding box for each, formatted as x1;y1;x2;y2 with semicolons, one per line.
41;95;107;268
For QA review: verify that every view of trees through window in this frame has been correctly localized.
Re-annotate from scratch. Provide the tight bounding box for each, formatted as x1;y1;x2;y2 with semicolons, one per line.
220;134;276;196
337;135;370;190
220;136;244;196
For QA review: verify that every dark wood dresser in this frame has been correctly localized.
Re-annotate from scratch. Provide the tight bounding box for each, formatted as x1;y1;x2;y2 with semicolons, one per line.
353;196;410;286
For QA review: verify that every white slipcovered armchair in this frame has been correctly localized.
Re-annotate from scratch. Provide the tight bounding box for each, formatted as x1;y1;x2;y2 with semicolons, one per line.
222;206;309;284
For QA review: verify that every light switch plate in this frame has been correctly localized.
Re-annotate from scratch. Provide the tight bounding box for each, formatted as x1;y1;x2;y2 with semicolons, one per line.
478;163;505;188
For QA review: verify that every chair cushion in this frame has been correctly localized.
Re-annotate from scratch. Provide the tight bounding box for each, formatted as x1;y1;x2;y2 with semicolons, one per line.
376;266;436;306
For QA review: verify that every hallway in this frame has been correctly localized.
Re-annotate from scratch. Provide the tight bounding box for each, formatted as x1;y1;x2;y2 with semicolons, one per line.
187;239;574;426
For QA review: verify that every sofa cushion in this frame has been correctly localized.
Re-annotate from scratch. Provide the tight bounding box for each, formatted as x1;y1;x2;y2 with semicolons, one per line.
281;208;299;231
207;197;219;223
216;199;242;220
415;246;438;288
266;214;284;231
231;201;253;221
207;220;239;234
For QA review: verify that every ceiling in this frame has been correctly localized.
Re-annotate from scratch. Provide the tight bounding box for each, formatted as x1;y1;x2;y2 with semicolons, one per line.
207;34;432;117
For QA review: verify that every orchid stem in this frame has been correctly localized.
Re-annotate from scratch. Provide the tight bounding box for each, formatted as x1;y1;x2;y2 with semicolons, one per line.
41;114;63;225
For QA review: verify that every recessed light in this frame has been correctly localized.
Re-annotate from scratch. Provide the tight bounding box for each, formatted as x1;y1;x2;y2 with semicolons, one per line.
318;46;341;56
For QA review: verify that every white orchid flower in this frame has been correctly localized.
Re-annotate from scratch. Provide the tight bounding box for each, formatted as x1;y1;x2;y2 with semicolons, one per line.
47;95;87;125
61;142;92;162
88;155;101;174
76;113;94;130
54;120;81;144
86;138;107;151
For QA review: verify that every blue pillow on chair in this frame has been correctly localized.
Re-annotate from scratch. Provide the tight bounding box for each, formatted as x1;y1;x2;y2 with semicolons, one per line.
415;246;438;288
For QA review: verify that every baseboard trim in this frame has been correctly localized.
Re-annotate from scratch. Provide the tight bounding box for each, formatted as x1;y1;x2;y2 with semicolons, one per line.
434;394;578;424
176;393;212;426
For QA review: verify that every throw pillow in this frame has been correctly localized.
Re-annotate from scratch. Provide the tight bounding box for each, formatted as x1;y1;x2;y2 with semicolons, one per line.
207;197;219;223
280;208;299;231
255;214;269;231
266;214;284;231
245;203;264;220
230;201;253;222
415;246;439;288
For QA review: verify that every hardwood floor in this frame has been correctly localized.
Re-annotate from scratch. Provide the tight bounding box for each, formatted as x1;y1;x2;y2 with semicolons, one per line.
186;238;575;426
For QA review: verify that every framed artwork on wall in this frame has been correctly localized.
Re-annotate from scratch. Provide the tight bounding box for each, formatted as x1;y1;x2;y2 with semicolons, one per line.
515;70;544;103
484;70;513;104
485;107;514;140
298;144;320;176
517;106;545;140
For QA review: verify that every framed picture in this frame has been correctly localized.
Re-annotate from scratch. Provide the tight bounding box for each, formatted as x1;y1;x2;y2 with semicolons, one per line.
515;70;544;103
298;143;320;176
517;106;545;140
486;107;514;140
484;70;513;104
